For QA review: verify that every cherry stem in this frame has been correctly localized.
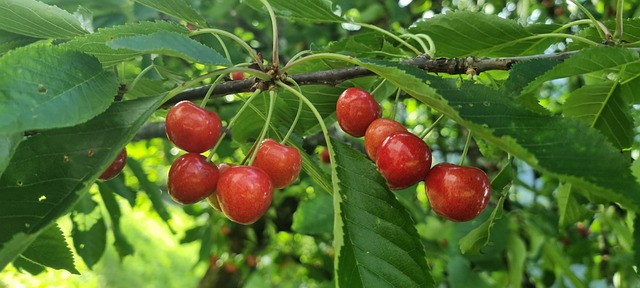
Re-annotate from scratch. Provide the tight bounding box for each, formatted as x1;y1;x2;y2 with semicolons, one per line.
212;33;232;62
419;114;445;140
281;53;357;74
206;89;263;162
129;64;156;91
247;89;277;166
390;88;401;121
190;28;264;69
400;34;429;55
285;50;313;67
357;22;421;55
459;130;473;166
414;34;436;57
200;74;225;108
614;0;624;40
567;0;611;40
280;78;304;144
258;0;279;66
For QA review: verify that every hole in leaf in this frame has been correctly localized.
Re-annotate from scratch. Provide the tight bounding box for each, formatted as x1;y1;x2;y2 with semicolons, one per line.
37;84;47;94
16;180;23;186
38;195;47;202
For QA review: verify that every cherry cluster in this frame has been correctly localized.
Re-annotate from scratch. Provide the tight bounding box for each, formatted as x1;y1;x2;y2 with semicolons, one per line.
336;88;491;222
164;100;302;225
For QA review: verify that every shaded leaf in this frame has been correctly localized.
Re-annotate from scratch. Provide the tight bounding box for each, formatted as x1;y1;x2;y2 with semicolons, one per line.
292;192;333;235
0;30;38;55
97;182;134;259
134;0;206;27
127;157;173;229
563;83;634;150
0;46;118;134
332;139;433;287
62;21;189;66
12;256;45;275
459;187;508;254
0;133;21;177
107;31;230;66
244;0;344;23
71;194;107;269
103;174;137;207
506;234;526;287
556;183;592;229
20;224;79;274
0;96;163;270
0;0;86;38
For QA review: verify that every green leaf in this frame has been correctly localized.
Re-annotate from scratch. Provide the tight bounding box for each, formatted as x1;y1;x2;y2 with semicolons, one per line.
556;183;591;229
62;21;189;66
357;58;640;211
506;234;526;287
71;194;107;269
523;47;640;94
409;11;548;57
331;139;433;288
0;46;118;134
292;192;333;235
134;0;206;27
107;31;230;66
0;133;21;177
20;224;79;274
459;189;508;254
244;0;344;23
12;256;45;275
542;242;584;288
0;30;38;55
103;174;137;207
634;214;640;273
620;76;640;104
127;157;173;229
574;19;640;49
0;96;163;270
97;182;134;259
563;83;634;150
0;0;86;38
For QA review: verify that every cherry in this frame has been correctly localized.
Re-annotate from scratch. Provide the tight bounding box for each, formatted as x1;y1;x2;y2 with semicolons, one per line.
206;163;232;211
336;87;381;137
231;72;245;80
424;163;491;222
216;166;273;224
319;147;330;164
98;148;127;181
376;133;432;190
168;153;219;204
165;101;222;153
364;118;407;161
251;138;302;189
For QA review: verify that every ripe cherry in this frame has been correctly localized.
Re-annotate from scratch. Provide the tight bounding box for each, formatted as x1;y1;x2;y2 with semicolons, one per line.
251;138;302;189
364;118;407;161
336;87;381;137
424;163;491;222
231;72;245;80
207;163;232;211
98;148;127;181
319;147;330;164
376;133;432;190
168;153;219;204
216;166;273;225
165;101;222;153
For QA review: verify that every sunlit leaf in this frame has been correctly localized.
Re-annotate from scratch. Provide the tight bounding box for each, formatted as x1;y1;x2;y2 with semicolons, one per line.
134;0;206;27
0;46;118;134
292;192;333;235
97;182;134;259
127;157;173;229
0;133;21;177
0;30;38;54
332;139;434;287
71;194;107;269
506;234;526;287
20;224;79;274
0;0;86;38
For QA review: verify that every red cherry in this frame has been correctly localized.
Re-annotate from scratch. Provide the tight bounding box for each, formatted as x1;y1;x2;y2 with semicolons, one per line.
165;101;222;153
364;118;407;161
216;166;273;224
98;148;127;180
206;163;233;211
424;163;491;222
336;88;381;137
376;133;432;190
252;138;302;189
319;148;330;164
231;72;245;80
168;153;219;204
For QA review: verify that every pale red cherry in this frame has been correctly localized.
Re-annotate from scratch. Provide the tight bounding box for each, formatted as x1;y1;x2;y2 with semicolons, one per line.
424;163;491;222
376;133;432;190
168;153;219;204
98;148;127;181
364;118;407;161
252;138;302;189
206;163;233;211
165;101;222;153
336;88;381;137
231;72;245;80
216;166;273;225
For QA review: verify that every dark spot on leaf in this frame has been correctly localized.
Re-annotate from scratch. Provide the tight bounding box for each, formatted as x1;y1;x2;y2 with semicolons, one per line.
17;180;23;186
88;150;94;157
37;84;47;94
63;155;70;163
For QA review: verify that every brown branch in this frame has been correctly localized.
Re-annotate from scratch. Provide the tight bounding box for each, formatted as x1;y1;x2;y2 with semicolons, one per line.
163;48;638;106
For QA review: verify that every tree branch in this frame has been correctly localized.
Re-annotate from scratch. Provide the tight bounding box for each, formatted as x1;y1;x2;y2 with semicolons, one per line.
164;48;640;106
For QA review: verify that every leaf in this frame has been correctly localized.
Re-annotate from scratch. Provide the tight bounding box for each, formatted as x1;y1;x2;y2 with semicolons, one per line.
563;83;634;150
459;187;508;254
62;21;189;66
134;0;206;27
0;0;86;38
620;75;640;104
107;31;230;66
292;192;333;235
634;214;640;273
243;0;344;23
409;11;548;57
506;234;526;287
127;157;173;229
20;224;79;274
542;242;584;288
357;58;640;211
97;182;134;259
0;30;38;55
574;19;640;49
523;47;640;94
331;139;434;288
12;256;45;275
71;194;107;269
0;46;118;134
0;96;163;270
103;174;137;207
0;133;21;177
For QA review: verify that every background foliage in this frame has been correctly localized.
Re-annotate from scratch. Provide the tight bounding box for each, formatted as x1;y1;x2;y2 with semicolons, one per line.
1;0;640;287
